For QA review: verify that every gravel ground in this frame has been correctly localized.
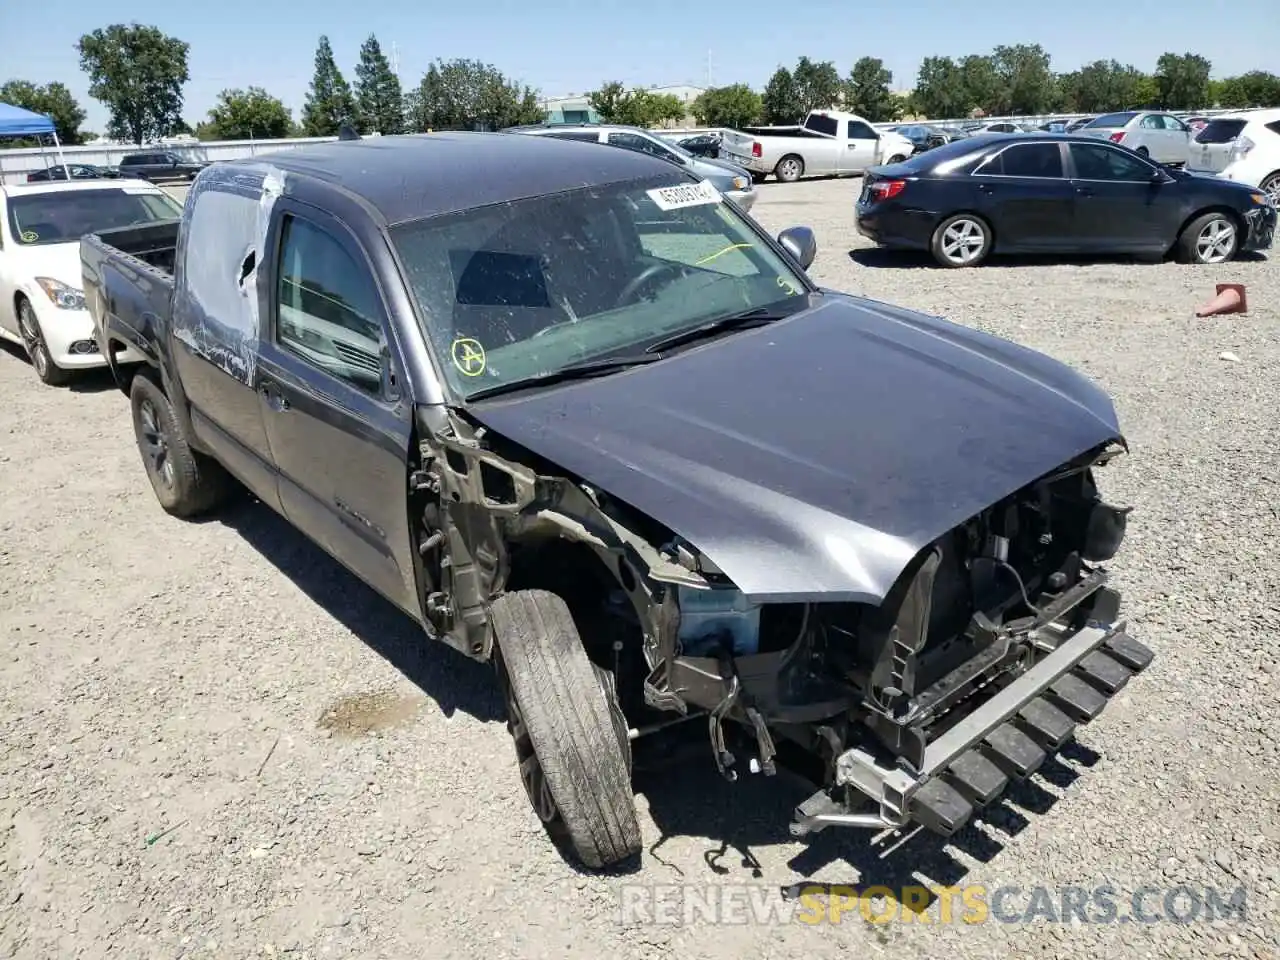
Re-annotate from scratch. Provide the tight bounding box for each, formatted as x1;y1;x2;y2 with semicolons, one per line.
1;177;1277;959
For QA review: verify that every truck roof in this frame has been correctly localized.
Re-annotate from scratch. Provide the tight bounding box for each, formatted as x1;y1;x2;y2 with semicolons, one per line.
232;131;675;226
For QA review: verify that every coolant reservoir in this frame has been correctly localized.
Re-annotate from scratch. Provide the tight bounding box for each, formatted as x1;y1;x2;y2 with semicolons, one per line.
676;585;762;657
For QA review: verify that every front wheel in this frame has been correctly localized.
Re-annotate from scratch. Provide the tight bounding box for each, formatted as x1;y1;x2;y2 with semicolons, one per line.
931;213;992;268
129;373;233;517
490;589;641;870
17;298;72;386
1178;212;1239;265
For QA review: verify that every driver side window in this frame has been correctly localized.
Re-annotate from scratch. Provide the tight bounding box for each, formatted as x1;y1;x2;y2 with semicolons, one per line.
275;214;388;395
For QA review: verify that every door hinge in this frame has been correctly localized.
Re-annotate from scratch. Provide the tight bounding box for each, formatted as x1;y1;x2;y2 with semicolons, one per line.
409;470;438;494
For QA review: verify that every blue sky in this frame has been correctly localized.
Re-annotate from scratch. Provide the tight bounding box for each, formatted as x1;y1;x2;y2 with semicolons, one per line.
4;0;1279;132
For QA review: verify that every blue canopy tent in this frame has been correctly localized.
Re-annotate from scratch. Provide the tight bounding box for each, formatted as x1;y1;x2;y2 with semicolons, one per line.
0;102;69;182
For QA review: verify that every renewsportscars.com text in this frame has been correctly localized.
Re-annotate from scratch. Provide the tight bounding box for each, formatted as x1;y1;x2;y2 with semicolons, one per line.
617;883;1250;927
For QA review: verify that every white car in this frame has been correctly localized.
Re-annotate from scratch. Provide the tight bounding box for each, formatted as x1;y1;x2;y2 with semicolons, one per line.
1185;108;1280;204
0;178;184;385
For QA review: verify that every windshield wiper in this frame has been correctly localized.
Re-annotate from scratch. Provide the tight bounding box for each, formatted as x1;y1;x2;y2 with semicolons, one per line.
643;306;788;354
465;353;663;402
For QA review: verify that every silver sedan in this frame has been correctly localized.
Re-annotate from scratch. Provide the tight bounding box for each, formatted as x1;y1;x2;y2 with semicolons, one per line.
1075;111;1191;166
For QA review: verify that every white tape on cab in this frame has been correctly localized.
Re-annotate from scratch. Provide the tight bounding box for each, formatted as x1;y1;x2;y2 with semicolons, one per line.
645;179;722;211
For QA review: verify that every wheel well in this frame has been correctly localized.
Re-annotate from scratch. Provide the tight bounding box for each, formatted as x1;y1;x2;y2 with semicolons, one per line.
1259;169;1280;188
504;537;647;710
776;153;804;172
1174;205;1243;248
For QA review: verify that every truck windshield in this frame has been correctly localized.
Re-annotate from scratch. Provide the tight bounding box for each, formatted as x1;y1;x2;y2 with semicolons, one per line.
390;174;812;401
7;188;183;246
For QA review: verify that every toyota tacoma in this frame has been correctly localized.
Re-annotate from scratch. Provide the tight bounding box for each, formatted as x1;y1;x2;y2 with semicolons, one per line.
80;131;1153;869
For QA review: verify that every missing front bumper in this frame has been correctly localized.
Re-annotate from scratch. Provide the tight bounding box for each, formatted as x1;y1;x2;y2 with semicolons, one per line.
791;622;1154;838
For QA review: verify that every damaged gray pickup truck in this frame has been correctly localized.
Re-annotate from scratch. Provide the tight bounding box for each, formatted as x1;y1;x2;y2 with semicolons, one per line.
81;132;1153;870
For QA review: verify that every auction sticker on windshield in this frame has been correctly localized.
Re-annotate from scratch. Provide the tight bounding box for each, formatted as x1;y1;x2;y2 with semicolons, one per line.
646;180;722;211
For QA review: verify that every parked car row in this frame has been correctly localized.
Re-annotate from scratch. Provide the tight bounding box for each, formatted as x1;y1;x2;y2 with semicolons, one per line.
49;130;1153;871
22;150;209;184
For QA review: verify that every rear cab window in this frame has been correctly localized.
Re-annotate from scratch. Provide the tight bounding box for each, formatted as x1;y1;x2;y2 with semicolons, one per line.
804;113;839;136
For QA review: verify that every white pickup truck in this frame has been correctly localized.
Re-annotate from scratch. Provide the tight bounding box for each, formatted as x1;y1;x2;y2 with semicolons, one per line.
741;109;914;183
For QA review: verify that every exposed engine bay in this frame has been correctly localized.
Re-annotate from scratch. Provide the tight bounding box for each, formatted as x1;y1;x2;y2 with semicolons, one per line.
586;439;1151;837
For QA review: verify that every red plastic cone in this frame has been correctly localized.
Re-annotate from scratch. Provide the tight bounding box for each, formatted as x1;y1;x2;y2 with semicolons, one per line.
1195;283;1247;318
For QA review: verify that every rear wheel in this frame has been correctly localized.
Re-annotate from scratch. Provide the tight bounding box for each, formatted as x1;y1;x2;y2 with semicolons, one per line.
1135;146;1150;158
490;589;641;870
930;213;992;268
1177;212;1239;265
16;298;72;386
774;155;804;183
129;373;233;517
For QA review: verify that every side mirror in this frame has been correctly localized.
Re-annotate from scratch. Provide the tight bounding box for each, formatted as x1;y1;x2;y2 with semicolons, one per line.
777;225;817;270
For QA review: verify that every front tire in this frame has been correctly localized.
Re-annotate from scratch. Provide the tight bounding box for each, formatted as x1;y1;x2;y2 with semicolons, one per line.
1178;212;1239;265
129;373;233;517
490;589;641;870
930;213;992;267
17;298;72;386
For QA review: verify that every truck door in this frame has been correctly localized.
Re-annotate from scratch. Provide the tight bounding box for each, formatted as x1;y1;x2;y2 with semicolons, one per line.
253;200;421;620
842;119;881;174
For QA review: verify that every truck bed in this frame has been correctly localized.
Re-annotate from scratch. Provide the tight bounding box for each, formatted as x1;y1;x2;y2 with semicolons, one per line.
90;219;180;274
80;219;180;367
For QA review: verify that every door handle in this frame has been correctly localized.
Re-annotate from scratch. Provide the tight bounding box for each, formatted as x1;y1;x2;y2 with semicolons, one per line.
1075;186;1094;197
258;381;290;412
978;183;994;194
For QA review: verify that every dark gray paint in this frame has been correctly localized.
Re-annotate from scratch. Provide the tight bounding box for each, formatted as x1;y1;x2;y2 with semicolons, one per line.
466;293;1122;604
226;132;679;227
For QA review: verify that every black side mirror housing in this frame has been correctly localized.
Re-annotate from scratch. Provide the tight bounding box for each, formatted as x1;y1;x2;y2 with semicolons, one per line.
777;226;818;270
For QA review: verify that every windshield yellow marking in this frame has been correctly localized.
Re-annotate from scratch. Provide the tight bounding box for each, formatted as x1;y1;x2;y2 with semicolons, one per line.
20;231;38;242
695;242;753;266
777;276;799;295
451;337;487;377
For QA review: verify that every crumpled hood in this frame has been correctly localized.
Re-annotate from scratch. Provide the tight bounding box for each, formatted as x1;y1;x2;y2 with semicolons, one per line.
467;294;1123;604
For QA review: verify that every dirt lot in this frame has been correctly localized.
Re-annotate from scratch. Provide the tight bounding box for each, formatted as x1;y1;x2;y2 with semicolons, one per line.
2;177;1278;959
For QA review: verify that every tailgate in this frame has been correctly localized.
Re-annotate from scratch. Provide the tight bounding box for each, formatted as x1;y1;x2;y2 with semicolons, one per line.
717;129;755;165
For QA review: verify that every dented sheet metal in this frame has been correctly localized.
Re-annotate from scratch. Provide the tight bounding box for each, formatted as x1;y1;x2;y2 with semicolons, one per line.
171;163;288;385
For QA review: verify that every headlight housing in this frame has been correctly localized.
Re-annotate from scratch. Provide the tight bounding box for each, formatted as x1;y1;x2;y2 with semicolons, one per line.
35;277;87;311
731;175;749;191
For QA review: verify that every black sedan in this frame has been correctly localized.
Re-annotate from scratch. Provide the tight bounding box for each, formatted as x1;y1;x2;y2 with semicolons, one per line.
855;133;1276;267
26;163;120;182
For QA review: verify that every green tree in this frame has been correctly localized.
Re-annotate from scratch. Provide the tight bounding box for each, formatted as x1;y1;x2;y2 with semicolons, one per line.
587;81;628;123
691;84;762;128
407;59;541;131
991;44;1057;114
1154;52;1212;109
843;57;898;121
0;80;87;144
1132;73;1161;108
792;57;843;112
76;23;190;144
585;85;685;127
302;35;357;136
205;87;292;140
1217;70;1280;108
761;67;802;124
1059;60;1147;113
958;54;1000;115
354;34;404;135
910;56;965;119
